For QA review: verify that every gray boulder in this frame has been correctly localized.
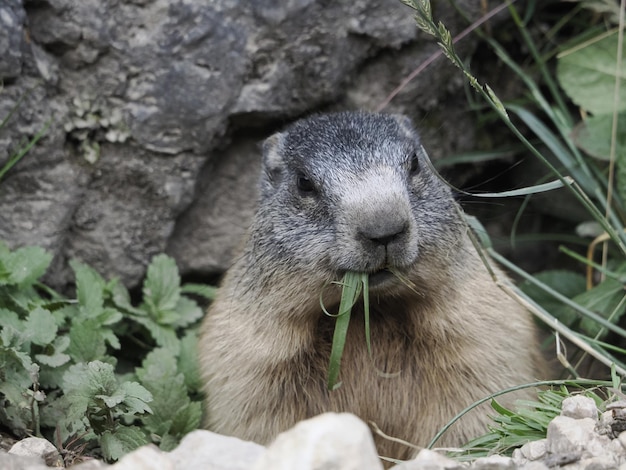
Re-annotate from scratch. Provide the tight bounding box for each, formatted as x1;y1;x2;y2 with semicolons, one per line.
0;0;481;288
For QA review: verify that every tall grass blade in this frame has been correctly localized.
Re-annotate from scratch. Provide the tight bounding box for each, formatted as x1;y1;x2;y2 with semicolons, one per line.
467;178;572;198
0;119;51;183
327;272;363;390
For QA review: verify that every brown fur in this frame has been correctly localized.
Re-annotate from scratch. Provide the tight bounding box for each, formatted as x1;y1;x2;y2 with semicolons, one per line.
198;112;546;461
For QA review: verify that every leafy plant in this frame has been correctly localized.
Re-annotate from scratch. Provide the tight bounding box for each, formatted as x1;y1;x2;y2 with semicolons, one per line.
448;368;623;460
0;243;210;462
455;385;606;460
395;0;626;458
399;0;626;368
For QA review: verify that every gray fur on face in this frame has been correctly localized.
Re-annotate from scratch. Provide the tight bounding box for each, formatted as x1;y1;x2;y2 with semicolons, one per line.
255;111;461;284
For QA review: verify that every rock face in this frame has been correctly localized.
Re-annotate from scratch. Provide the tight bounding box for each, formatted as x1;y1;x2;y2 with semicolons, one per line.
0;0;482;287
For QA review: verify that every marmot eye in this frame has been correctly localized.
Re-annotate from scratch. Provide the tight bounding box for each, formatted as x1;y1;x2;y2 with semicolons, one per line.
409;152;420;175
296;173;316;194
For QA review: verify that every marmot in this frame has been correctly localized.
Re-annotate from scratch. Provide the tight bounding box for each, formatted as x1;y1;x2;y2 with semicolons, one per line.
199;112;546;461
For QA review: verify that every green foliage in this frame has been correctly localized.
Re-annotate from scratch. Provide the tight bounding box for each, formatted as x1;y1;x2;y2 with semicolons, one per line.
0;243;209;461
403;0;626;460
520;263;626;339
455;386;606;460
558;30;626;204
405;0;626;369
136;345;202;451
557;32;626;115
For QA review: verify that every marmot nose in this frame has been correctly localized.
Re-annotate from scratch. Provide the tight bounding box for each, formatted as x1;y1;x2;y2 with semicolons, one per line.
358;218;409;247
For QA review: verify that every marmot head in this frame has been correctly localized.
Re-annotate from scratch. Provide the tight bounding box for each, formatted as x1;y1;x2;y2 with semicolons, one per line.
255;112;462;291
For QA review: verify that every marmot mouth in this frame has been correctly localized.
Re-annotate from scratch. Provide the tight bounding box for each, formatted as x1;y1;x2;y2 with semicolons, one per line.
368;269;395;288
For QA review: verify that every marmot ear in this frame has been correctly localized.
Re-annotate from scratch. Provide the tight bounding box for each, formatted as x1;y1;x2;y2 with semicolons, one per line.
262;132;286;184
390;114;419;140
390;114;430;162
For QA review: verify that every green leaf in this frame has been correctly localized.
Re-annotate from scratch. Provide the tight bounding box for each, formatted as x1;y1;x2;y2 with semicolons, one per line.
136;348;190;434
118;381;153;415
181;283;217;300
3;285;44;314
35;333;71;367
61;379;94;424
142;254;181;317
38;393;83;443
102;329;121;350
0;261;10;285
97;308;123;326
0;308;22;345
571;113;626;162
0;361;33;404
558;31;626;114
178;331;202;393
71;260;105;317
159;433;181;452
617;145;626;204
24;307;57;346
35;351;71;367
136;348;178;385
171;297;203;328
520;270;587;325
96;391;126;409
575;275;626;337
2;246;52;287
132;317;179;353
109;281;145;316
100;426;149;461
51;304;79;325
63;361;117;397
0;344;34;373
67;320;107;363
169;401;202;438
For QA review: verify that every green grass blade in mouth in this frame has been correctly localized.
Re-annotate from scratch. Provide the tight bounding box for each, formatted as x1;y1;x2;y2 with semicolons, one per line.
363;275;371;356
326;271;367;391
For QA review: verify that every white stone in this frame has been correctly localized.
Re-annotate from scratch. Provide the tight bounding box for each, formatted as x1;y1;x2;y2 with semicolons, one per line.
511;448;522;465
586;433;614;458
597;411;615;437
518;462;549;470
110;445;173;470
617;431;626;452
390;448;465;469
8;437;61;466
518;440;547;461
609;437;625;457
109;444;176;470
0;451;50;470
578;456;620;469
561;396;598;421
547;416;595;455
169;429;265;469
253;412;383;470
70;460;110;470
472;455;515;470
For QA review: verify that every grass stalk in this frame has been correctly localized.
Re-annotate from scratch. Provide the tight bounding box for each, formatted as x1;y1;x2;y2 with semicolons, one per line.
427;378;617;449
325;272;368;390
